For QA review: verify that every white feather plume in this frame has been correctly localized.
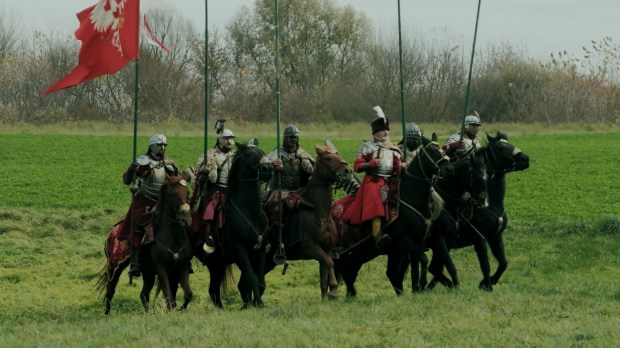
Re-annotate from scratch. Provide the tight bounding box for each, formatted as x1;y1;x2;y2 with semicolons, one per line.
372;105;386;119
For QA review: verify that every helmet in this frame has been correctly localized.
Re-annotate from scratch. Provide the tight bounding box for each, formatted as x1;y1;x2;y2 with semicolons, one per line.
217;129;235;138
405;123;422;138
283;124;300;137
148;133;167;146
371;117;389;134
464;115;482;126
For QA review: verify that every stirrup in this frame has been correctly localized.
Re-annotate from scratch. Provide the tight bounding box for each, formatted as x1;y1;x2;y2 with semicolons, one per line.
375;234;392;248
203;243;215;255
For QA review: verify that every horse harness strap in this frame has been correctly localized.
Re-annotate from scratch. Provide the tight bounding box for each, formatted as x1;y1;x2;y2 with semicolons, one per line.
397;197;433;240
228;198;267;249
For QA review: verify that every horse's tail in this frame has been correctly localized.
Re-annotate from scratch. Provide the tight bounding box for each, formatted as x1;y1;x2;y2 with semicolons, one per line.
93;264;109;296
221;265;235;294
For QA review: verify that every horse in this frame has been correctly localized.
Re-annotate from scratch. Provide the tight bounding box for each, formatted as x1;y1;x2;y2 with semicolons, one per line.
332;133;454;298
429;131;530;291
262;142;353;299
193;142;273;309
415;149;489;290
96;174;193;315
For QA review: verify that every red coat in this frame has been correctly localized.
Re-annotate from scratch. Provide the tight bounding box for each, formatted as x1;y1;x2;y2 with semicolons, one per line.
342;146;400;225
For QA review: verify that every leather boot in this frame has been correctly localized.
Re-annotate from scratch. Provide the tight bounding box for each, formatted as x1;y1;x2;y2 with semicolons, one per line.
128;247;141;277
372;217;391;248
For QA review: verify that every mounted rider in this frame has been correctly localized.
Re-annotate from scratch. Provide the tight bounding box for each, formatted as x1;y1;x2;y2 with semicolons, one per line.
341;106;402;248
399;122;423;167
121;133;179;277
443;113;483;159
191;119;236;254
264;124;315;220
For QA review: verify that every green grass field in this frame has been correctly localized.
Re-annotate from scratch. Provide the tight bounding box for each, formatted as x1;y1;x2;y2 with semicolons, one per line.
1;126;619;347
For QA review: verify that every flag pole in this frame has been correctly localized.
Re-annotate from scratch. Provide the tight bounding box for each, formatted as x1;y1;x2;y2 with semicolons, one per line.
459;0;482;141
204;1;210;158
129;0;142;280
397;0;407;158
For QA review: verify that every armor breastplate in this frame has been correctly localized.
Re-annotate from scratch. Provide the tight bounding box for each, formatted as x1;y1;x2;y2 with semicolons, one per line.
360;141;395;177
215;151;234;187
138;159;167;200
269;150;303;190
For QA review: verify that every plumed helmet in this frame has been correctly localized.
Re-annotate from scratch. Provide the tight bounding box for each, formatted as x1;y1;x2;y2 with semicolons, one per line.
405;123;422;138
217;129;235;138
464;115;482;126
148;133;167;146
371;105;389;134
371;117;389;134
283;124;300;137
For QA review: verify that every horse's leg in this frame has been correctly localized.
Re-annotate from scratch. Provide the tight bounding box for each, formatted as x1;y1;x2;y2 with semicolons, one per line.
178;269;193;311
472;235;493;292
140;271;156;312
207;259;225;308
169;274;179;310
103;261;126;315
157;271;175;310
433;236;459;289
306;244;338;299
231;244;263;308
418;251;429;291
385;250;406;295
488;233;508;285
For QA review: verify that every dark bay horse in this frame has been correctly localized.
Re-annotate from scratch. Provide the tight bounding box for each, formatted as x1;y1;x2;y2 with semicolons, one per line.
263;142;353;299
430;131;530;291
333;134;454;298
96;174;193;314
194;143;273;309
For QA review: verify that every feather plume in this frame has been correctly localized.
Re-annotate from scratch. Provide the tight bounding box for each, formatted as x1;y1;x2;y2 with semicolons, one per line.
372;105;386;119
215;119;225;135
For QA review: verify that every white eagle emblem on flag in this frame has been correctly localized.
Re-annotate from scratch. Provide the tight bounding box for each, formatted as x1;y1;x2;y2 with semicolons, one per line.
90;0;128;54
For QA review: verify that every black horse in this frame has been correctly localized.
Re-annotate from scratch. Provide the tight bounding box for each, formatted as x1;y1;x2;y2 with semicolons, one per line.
96;174;194;314
194;143;273;308
333;134;454;298
429;131;530;291
414;150;489;290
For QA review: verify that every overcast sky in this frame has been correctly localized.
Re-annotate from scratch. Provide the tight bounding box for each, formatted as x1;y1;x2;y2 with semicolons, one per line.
1;0;617;60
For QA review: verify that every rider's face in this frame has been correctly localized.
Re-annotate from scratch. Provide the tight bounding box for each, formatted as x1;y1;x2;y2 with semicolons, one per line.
218;137;234;152
153;143;166;158
284;136;298;150
373;130;389;142
465;124;480;137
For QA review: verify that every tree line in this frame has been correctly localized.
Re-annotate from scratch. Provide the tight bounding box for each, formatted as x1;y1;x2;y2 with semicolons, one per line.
1;0;618;126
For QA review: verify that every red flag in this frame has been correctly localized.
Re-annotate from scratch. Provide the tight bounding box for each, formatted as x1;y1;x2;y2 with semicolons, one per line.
40;0;140;97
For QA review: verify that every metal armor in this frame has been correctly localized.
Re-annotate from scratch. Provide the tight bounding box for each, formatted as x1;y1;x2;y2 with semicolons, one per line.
357;140;400;178
268;147;314;190
196;148;236;187
446;133;481;155
137;155;169;200
399;144;419;163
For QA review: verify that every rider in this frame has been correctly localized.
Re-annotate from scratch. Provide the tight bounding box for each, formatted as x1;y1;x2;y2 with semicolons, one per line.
443;113;483;159
264;124;315;219
342;106;402;248
191;120;236;254
122;133;179;277
399;122;423;167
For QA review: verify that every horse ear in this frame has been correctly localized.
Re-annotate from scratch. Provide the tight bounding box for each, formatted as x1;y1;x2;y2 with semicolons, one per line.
431;132;438;142
314;144;325;155
486;132;494;144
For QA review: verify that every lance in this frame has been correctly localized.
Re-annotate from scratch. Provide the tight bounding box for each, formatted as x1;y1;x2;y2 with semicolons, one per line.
273;0;286;265
460;0;483;141
203;1;210;164
397;0;407;159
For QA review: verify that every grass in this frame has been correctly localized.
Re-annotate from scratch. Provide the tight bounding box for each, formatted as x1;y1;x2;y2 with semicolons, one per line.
0;124;619;347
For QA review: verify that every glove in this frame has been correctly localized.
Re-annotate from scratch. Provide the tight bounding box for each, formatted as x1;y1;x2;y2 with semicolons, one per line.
126;162;139;176
449;141;462;150
368;159;377;168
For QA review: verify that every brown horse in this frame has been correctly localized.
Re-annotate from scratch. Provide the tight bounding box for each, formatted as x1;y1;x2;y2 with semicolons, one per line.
96;174;193;315
264;142;352;299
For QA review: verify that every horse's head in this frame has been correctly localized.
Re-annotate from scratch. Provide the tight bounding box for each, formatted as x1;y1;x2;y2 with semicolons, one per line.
412;132;453;180
159;174;192;227
485;131;530;174
313;141;353;185
232;142;273;184
450;152;489;208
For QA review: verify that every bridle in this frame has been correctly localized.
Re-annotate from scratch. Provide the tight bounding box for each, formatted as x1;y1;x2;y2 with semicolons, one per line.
233;147;270;183
485;139;523;176
309;153;349;187
404;141;450;182
154;179;191;261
